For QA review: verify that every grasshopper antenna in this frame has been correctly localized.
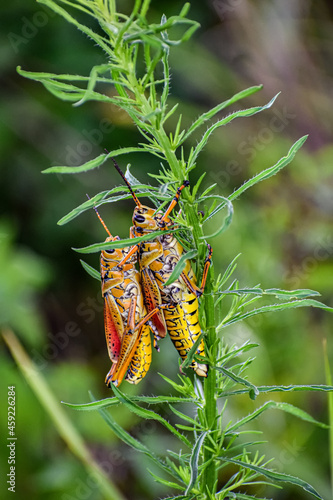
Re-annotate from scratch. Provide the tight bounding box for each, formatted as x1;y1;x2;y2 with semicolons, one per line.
86;194;111;237
110;156;142;208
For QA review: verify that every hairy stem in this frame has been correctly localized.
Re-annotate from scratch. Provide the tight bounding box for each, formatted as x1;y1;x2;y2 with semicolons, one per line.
202;271;217;495
184;200;218;496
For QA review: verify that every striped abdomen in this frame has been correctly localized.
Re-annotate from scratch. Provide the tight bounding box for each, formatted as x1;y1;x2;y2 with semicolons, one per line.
163;294;207;377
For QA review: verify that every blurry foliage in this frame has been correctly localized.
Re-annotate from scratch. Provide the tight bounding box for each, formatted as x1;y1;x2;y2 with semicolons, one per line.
0;219;51;344
0;0;332;499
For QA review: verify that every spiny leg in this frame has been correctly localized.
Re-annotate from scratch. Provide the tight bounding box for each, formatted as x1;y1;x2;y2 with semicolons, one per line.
180;244;213;297
199;244;213;293
108;303;168;387
159;181;190;225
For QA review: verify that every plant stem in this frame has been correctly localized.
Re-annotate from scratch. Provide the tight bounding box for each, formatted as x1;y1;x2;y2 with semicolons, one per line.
155;126;183;178
203;271;218;495
184;200;218;496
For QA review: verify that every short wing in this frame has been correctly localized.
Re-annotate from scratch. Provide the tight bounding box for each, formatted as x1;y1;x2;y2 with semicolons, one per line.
108;295;143;387
109;295;155;387
104;293;123;363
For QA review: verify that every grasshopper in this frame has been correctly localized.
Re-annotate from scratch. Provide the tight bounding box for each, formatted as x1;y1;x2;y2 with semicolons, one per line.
94;206;159;386
112;159;212;377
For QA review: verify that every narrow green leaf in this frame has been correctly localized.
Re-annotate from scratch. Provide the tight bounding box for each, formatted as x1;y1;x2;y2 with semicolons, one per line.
140;0;152;18
123;165;143;189
88;395;152;454
263;288;321;299
73;229;173;254
168;404;199;426
218;458;323;500
219;288;320;300
185;431;207;494
38;0;112;54
112;385;192;448
179;22;200;43
88;393;178;480
161;496;193;500
80;260;100;281
200;195;234;239
200;183;217;199
229;136;308;202
58;184;166;226
21;68;127;105
147;469;184;490
43;153;107;174
218;254;241;288
42;78;118;104
73;64;118;106
164;249;198;287
192;172;206;199
17;66;117;85
43;80;82;101
175;424;197;432
213;365;259;398
225;494;272;500
43;147;147;174
217;288;263;297
228;401;328;433
123;14;199;47
182;85;263;145
122;165;163;206
179;2;191;17
61;395;196;411
57;189;120;226
158;373;196;397
200;195;233;223
188;94;279;170
219;384;333;398
218;299;333;331
217;342;259;366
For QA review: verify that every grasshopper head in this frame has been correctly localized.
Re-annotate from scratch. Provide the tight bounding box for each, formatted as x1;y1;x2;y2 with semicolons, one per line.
102;236;136;267
132;205;157;231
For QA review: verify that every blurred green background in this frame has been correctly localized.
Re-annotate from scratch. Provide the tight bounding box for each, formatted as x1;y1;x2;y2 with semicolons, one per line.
1;1;333;499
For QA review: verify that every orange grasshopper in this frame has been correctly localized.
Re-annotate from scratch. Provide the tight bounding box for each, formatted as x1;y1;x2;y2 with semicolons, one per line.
112;159;212;377
93;206;160;386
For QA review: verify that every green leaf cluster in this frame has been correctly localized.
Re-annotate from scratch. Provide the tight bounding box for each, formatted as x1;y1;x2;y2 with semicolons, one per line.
63;339;331;499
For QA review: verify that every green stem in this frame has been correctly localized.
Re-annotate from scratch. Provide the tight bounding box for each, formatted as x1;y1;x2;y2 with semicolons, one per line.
155;126;183;178
185;203;218;496
202;272;217;496
97;13;220;496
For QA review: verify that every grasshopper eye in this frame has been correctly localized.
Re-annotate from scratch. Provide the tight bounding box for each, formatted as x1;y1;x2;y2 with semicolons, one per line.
105;249;115;254
134;214;146;223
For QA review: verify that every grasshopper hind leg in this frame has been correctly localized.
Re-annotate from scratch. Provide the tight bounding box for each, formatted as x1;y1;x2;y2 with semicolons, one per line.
125;325;152;384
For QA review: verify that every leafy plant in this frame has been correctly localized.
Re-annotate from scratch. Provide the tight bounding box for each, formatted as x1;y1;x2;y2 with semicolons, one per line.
20;0;333;498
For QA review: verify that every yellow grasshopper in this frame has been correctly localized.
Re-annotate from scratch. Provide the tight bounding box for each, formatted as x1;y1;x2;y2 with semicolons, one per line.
94;206;160;386
112;159;212;377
